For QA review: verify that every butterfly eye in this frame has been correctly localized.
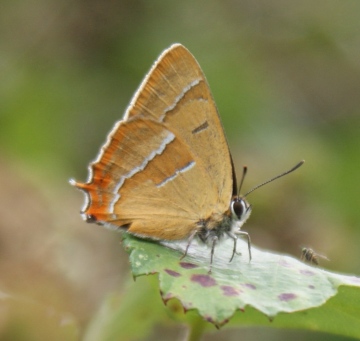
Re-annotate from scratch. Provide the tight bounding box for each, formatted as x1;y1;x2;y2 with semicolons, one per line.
231;199;247;220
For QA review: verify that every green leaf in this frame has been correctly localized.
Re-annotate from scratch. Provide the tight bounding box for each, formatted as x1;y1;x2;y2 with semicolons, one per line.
122;234;360;337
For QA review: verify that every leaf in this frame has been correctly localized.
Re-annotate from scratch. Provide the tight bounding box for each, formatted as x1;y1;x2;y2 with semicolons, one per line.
122;234;360;337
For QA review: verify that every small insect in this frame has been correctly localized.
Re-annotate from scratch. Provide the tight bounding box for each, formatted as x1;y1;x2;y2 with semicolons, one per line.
301;247;329;265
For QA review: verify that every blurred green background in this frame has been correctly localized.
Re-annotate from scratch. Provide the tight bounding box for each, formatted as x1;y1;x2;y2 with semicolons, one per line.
1;1;360;340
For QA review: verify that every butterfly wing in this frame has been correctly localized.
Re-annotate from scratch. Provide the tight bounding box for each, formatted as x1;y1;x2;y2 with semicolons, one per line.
125;44;234;197
72;44;234;240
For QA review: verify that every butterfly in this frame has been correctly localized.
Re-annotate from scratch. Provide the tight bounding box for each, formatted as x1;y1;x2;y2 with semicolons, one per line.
71;44;303;271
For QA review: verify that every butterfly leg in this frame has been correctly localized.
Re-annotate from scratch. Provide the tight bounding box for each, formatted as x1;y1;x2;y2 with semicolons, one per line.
209;236;218;274
232;230;252;262
180;229;197;260
227;233;238;263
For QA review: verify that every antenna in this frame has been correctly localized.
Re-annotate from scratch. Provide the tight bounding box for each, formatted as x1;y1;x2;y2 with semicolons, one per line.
237;166;248;197
244;160;304;197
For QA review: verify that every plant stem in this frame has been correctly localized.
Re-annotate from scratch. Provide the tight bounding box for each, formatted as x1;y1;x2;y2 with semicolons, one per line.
186;315;207;341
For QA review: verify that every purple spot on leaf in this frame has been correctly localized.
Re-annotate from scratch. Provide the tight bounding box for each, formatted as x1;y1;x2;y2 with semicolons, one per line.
308;285;315;289
204;315;215;323
242;283;256;290
221;285;241;296
279;259;293;268
165;269;181;277
300;269;315;276
184;302;193;309
191;274;217;287
162;292;174;304
278;293;297;301
179;262;198;269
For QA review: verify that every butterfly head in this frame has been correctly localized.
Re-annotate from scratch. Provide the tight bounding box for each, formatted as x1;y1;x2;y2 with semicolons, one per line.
230;196;252;229
230;160;305;230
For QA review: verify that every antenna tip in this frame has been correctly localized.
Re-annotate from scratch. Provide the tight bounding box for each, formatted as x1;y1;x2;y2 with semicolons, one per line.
293;160;305;171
